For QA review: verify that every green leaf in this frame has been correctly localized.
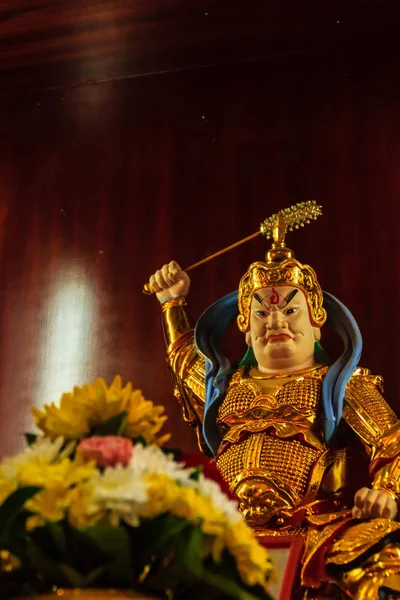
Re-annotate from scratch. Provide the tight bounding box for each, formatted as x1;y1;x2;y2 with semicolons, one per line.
179;526;203;577
2;510;32;557
58;564;85;588
25;538;83;587
63;521;111;574
47;521;68;558
29;522;67;562
137;523;272;599
133;515;190;575
81;564;110;587
25;534;114;590
91;411;128;436
189;466;202;481
195;570;267;600
143;524;200;592
24;433;37;446
23;523;114;589
0;486;42;547
179;528;269;600
82;525;132;586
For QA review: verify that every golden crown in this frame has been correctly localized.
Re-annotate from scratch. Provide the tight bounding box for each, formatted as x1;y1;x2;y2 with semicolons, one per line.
237;201;327;332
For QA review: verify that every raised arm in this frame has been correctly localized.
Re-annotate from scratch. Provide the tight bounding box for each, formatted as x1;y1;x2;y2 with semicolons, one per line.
149;261;208;453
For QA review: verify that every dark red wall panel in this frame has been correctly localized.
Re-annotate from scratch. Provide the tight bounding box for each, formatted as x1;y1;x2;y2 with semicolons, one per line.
1;45;400;456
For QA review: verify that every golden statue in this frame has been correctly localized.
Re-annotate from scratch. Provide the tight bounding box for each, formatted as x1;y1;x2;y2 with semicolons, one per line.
147;202;400;599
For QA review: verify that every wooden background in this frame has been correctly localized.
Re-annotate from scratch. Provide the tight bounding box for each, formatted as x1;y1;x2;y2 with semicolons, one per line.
1;1;400;456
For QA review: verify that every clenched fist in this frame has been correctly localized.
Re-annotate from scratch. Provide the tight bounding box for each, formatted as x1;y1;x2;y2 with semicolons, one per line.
352;487;398;520
149;260;191;302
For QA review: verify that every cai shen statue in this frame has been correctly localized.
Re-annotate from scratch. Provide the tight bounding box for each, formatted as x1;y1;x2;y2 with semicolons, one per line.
146;202;400;599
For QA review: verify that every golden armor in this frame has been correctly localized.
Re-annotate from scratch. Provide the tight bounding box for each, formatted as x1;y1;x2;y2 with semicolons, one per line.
153;203;400;598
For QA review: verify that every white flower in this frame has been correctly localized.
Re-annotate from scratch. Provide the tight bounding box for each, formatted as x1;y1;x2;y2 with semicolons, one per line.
88;446;195;527
0;437;71;481
191;475;242;524
129;444;194;484
89;463;149;526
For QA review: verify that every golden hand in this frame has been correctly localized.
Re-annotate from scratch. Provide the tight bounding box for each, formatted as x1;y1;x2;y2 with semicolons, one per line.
148;261;191;302
352;487;398;520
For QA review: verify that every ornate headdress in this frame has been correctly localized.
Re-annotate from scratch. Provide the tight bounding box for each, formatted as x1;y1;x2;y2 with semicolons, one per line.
237;201;327;332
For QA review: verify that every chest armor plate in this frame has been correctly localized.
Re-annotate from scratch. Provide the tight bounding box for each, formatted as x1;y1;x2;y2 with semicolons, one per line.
215;366;335;526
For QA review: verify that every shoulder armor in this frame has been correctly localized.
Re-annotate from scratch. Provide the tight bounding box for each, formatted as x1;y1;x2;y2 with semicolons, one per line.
343;366;396;450
349;367;384;394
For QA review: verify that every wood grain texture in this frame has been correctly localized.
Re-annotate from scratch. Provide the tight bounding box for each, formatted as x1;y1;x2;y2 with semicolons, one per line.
1;0;400;94
1;31;400;456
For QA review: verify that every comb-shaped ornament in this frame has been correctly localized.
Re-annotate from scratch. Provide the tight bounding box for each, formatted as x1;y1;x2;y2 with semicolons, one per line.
260;201;322;242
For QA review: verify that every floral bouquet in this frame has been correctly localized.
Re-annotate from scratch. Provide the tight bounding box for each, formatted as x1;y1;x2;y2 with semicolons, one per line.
0;377;273;599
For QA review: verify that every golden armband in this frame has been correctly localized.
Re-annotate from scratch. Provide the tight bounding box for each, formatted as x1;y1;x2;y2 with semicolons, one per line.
161;297;191;347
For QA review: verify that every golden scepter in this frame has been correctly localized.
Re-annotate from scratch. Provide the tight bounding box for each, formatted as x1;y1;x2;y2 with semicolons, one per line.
143;200;322;295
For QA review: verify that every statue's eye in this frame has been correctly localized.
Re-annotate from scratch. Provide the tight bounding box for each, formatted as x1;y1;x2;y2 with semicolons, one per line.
285;307;299;316
255;310;267;318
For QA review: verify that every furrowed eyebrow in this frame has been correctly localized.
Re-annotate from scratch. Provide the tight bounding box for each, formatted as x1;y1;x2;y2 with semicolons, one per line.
284;290;298;306
254;293;265;306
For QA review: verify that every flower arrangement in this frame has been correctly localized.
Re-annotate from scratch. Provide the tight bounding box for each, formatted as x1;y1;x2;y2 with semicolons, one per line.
0;376;273;599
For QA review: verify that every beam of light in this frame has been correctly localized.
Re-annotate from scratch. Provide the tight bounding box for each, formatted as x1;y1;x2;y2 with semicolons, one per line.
34;265;95;411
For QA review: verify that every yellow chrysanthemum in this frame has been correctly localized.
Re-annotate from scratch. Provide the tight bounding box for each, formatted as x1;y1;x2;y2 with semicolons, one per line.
141;474;225;536
139;473;179;519
17;456;97;530
149;475;217;533
173;487;226;537
33;376;170;445
0;477;17;506
67;481;105;529
223;520;273;588
142;474;271;587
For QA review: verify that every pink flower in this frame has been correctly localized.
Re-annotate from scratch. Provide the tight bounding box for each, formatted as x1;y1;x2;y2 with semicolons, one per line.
78;436;133;468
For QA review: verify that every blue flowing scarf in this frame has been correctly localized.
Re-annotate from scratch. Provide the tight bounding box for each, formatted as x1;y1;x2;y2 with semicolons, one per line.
194;291;362;455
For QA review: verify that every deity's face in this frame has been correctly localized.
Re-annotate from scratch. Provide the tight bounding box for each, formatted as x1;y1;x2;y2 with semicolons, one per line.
245;285;321;373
